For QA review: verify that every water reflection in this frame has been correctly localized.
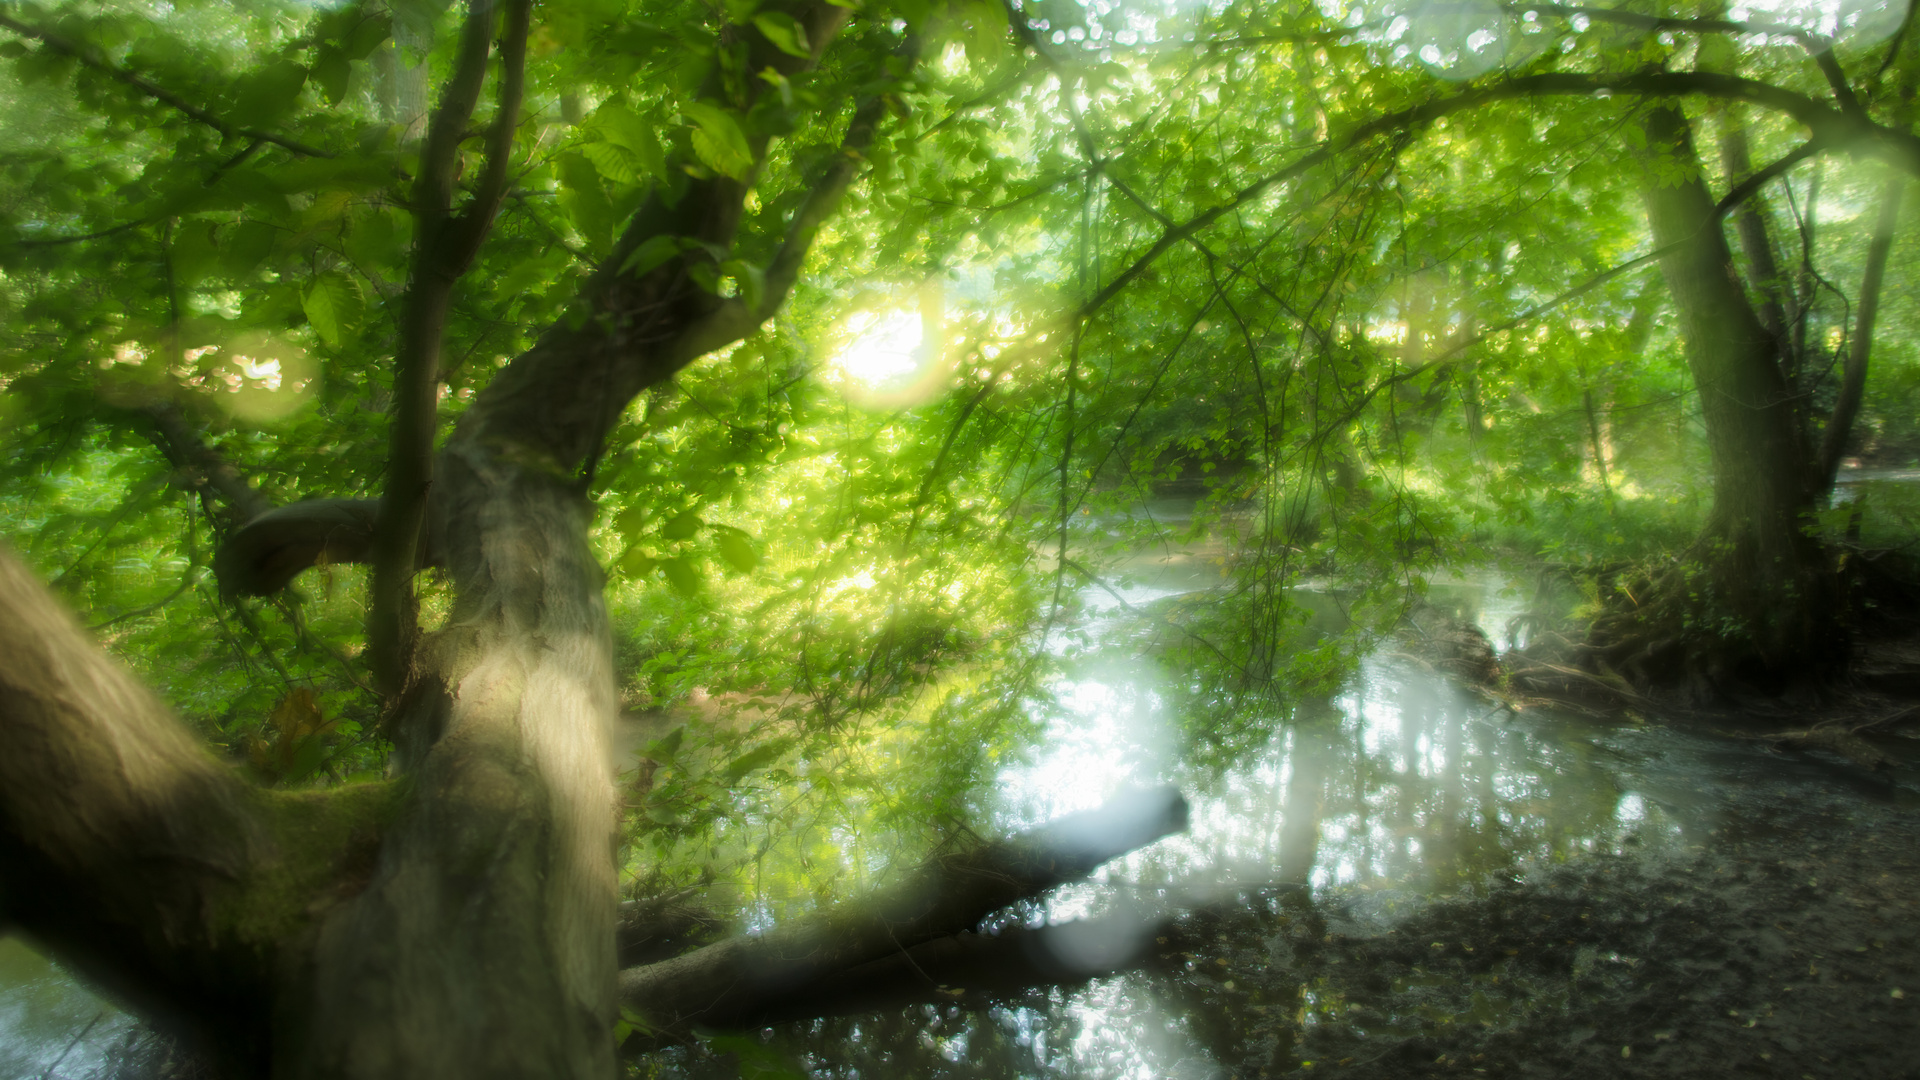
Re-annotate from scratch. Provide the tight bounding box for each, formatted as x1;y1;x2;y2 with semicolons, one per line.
878;564;1717;1078
4;554;1897;1078
0;937;131;1080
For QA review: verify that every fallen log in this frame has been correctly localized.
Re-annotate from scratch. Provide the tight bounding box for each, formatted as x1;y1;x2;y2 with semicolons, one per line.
617;786;1188;1041
731;906;1176;1027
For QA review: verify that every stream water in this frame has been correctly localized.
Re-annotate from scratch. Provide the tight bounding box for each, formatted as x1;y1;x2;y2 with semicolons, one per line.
6;530;1920;1077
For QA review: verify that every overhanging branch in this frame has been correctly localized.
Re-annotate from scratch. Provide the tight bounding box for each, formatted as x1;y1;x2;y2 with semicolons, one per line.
0;13;330;158
133;402;273;531
1080;70;1919;328
688;908;1178;1029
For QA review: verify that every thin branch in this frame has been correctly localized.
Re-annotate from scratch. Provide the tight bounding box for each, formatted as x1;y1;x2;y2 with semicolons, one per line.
1715;136;1829;221
38;1011;103;1080
1819;170;1907;490
1079;70;1919;329
369;0;528;697
1416;241;1679;370
6;218;145;249
0;13;331;158
89;563;200;633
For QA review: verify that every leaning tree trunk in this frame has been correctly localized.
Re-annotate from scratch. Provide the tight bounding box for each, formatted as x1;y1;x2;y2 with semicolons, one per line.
1611;104;1841;689
288;17;868;1080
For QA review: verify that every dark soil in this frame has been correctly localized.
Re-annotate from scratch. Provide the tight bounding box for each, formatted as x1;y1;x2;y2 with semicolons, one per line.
1171;738;1920;1079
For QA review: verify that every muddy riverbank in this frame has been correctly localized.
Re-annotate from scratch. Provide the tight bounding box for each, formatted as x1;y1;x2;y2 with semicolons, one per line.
1166;734;1920;1078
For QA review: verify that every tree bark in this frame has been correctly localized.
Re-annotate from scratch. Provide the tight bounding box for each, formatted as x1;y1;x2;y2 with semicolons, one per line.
282;6;869;1076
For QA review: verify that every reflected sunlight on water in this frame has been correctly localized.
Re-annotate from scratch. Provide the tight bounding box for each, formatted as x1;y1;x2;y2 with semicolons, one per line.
982;556;1707;1078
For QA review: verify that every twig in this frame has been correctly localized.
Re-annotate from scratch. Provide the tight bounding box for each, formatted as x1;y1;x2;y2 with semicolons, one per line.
38;1010;103;1080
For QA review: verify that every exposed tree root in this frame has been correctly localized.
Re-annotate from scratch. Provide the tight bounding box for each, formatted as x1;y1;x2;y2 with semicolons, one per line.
1458;547;1920;770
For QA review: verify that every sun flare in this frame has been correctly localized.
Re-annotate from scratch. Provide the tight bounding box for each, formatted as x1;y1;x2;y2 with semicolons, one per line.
831;309;926;392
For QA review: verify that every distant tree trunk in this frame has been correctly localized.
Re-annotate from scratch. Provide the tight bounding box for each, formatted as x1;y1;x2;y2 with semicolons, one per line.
1614;105;1841;687
1818;169;1908;493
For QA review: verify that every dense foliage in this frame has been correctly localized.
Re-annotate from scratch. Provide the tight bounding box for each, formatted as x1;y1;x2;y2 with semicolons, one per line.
0;0;1915;1064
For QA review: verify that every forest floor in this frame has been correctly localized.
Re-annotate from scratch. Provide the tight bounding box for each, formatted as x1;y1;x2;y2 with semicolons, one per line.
1193;679;1920;1078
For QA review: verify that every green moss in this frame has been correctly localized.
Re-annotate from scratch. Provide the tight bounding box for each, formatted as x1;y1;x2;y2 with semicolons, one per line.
221;779;410;948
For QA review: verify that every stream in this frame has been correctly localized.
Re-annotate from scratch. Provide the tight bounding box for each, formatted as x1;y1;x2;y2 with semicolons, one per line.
6;533;1920;1077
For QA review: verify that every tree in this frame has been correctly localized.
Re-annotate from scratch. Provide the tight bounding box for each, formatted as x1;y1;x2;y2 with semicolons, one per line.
1;0;1917;1076
1578;22;1917;692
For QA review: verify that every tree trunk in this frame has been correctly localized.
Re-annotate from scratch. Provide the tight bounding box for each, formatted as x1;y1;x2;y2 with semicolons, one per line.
1817;170;1906;492
1623;105;1841;686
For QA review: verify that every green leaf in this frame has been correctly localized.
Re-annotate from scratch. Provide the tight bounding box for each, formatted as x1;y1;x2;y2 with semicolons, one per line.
723;741;783;781
230;59;308;128
556;151;617;255
614;504;649;536
751;12;812;58
720;258;766;312
592;103;667;182
683;102;753;180
661;512;704;540
661;556;702;595
312;46;352;105
712;525;760;572
642;727;684;761
582;140;638;184
702;1033;807;1080
343;13;394;58
301;270;365;347
618;234;682;278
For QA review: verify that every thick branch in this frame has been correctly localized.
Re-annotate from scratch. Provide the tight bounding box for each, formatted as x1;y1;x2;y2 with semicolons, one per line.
616;889;726;968
442;0;532;275
0;545;396;1072
135;402;273;530
1520;4;1827;44
1716;109;1793;353
213;498;382;598
617;786;1188;1040
0;13;330;158
658;80;895;369
129;406;384;601
457;2;872;475
679;909;1176;1031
